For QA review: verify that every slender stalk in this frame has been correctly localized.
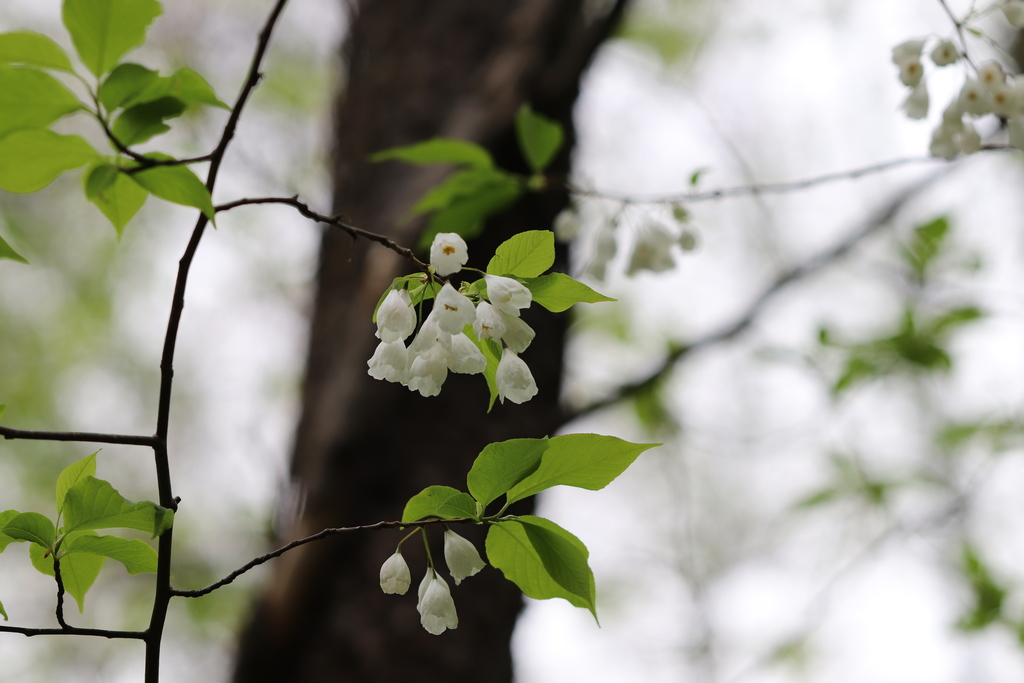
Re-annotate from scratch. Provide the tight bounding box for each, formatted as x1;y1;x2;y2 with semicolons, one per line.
0;427;156;447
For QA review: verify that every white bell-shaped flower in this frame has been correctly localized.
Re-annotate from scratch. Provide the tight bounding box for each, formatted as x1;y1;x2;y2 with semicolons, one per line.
484;275;532;317
432;283;477;333
375;289;417;343
990;80;1022;118
959;79;993;116
443;530;486;585
1004;0;1024;26
978;60;1006;91
448;333;487;374
959;122;982;154
500;312;535;354
367;340;410;383
901;81;929;120
473;301;507;340
379;552;412;595
495;348;538;404
553;208;580;242
892;39;925;66
429;233;469;276
898;59;924;88
417;569;458;635
405;320;451;396
930;40;958;67
628;223;676;275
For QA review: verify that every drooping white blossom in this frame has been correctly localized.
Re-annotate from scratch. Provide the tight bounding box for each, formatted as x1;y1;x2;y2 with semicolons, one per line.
929;126;959;160
586;224;617;281
417;569;458;635
892;39;925;66
1005;0;1024;27
898;59;924;88
379;552;412;595
473;301;507;340
500;313;535;354
484;275;532;317
628;222;676;275
375;289;417;343
991;80;1022;118
405;319;451;396
553;208;580;242
432;283;477;333
495;348;538;404
978;60;1006;91
447;333;487;374
429;232;469;276
901;81;929;120
959;79;993;116
443;530;486;585
930;40;959;67
367;340;410;383
959;121;981;154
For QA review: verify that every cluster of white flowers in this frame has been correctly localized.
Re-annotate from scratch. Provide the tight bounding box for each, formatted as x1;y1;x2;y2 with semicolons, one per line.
367;233;539;404
379;529;487;635
895;5;1024;158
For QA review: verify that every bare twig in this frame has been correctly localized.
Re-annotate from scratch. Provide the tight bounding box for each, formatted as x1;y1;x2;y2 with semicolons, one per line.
0;625;146;639
0;426;156;448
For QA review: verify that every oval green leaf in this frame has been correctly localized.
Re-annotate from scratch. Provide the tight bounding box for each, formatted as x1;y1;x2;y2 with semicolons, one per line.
129;163;214;220
467;438;548;508
0;31;74;72
515;105;564;173
0;130;98;193
371;138;494;169
0;65;83;138
66;534;158;575
486;230;555;278
62;0;163;77
521;272;615;312
2;511;56;548
401;486;478;523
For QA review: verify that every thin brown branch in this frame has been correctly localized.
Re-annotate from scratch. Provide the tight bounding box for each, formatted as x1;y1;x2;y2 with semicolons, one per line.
53;557;68;630
0;624;146;639
215;195;432;274
0;426;156;447
92;111;213;170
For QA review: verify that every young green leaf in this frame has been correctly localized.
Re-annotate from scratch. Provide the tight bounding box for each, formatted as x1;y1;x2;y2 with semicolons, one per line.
0;66;83;138
98;62;159;111
505;434;658;504
2;512;56;548
486;230;555;278
129;163;214;220
56;452;98;517
0;130;98;193
65;535;158;575
514;105;564;173
30;543;106;613
62;0;163;77
85;166;149;237
417;178;523;249
903;216;949;281
0;233;29;264
111;96;187;146
0;32;74;72
410;168;509;216
160;67;229;109
0;510;20;552
467;438;549;508
401;486;478;523
485;515;596;618
521;272;615;312
62;476;173;537
370;138;494;169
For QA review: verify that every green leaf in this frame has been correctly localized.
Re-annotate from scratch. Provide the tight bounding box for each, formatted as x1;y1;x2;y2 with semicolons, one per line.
486;230;555;278
56;452;98;517
65;534;157;575
62;0;163;77
0;32;74;72
0;510;20;552
401;486;478;523
63;476;173;537
903;216;949;281
371;138;493;169
486;516;596;617
521;272;615;312
2;512;56;548
467;438;549;508
927;306;983;337
464;327;502;412
0;66;83;138
0;599;6;621
49;548;105;613
85;165;149;237
0;130;98;193
417;177;522;249
111;96;187;146
410;168;508;216
159;67;229;109
129;163;214;220
0;233;29;264
505;434;658;504
98;62;159;111
957;544;1005;631
28;541;53;576
515;105;563;173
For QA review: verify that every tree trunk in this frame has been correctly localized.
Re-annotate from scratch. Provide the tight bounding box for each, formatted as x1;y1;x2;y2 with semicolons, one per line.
232;1;627;681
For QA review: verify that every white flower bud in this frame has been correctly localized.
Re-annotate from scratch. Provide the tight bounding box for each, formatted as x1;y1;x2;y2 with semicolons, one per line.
892;39;925;66
443;530;486;585
432;283;476;333
484;275;532;317
447;333;486;374
930;40;958;67
1005;0;1024;26
959;79;993;116
495;348;538;404
429;233;469;276
898;59;924;87
417;569;458;635
367;340;410;383
379;552;412;595
978;60;1006;91
901;81;929;120
375;289;417;343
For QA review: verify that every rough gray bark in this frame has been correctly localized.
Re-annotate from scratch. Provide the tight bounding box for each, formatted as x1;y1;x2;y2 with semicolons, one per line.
233;1;628;681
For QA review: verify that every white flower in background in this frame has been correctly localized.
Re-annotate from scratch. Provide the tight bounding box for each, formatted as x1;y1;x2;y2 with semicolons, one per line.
379;552;411;595
484;275;532;317
495;348;538;404
898;59;924;88
930;126;959;159
959;79;993;116
375;289;416;343
443;530;486;585
1009;115;1024;151
429;232;469;276
432;283;477;333
417;569;458;635
901;81;929;120
367;340;410;383
930;40;958;67
447;333;486;374
473;301;507;340
586;224;617;281
1005;0;1024;26
500;313;535;354
628;222;676;275
991;79;1022;118
892;38;925;66
942;101;964;129
959;122;981;154
978;60;1006;91
553;208;580;242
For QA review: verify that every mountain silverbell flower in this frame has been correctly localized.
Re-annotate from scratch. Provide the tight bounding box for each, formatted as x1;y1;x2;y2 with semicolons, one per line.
500;313;535;354
891;38;925;66
495;348;538;404
901;81;929;120
376;288;417;343
433;283;477;333
473;301;507;340
447;333;487;374
930;40;958;67
484;274;532;317
1005;0;1024;27
367;340;410;383
443;529;486;585
380;552;412;595
430;232;469;276
417;568;458;635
